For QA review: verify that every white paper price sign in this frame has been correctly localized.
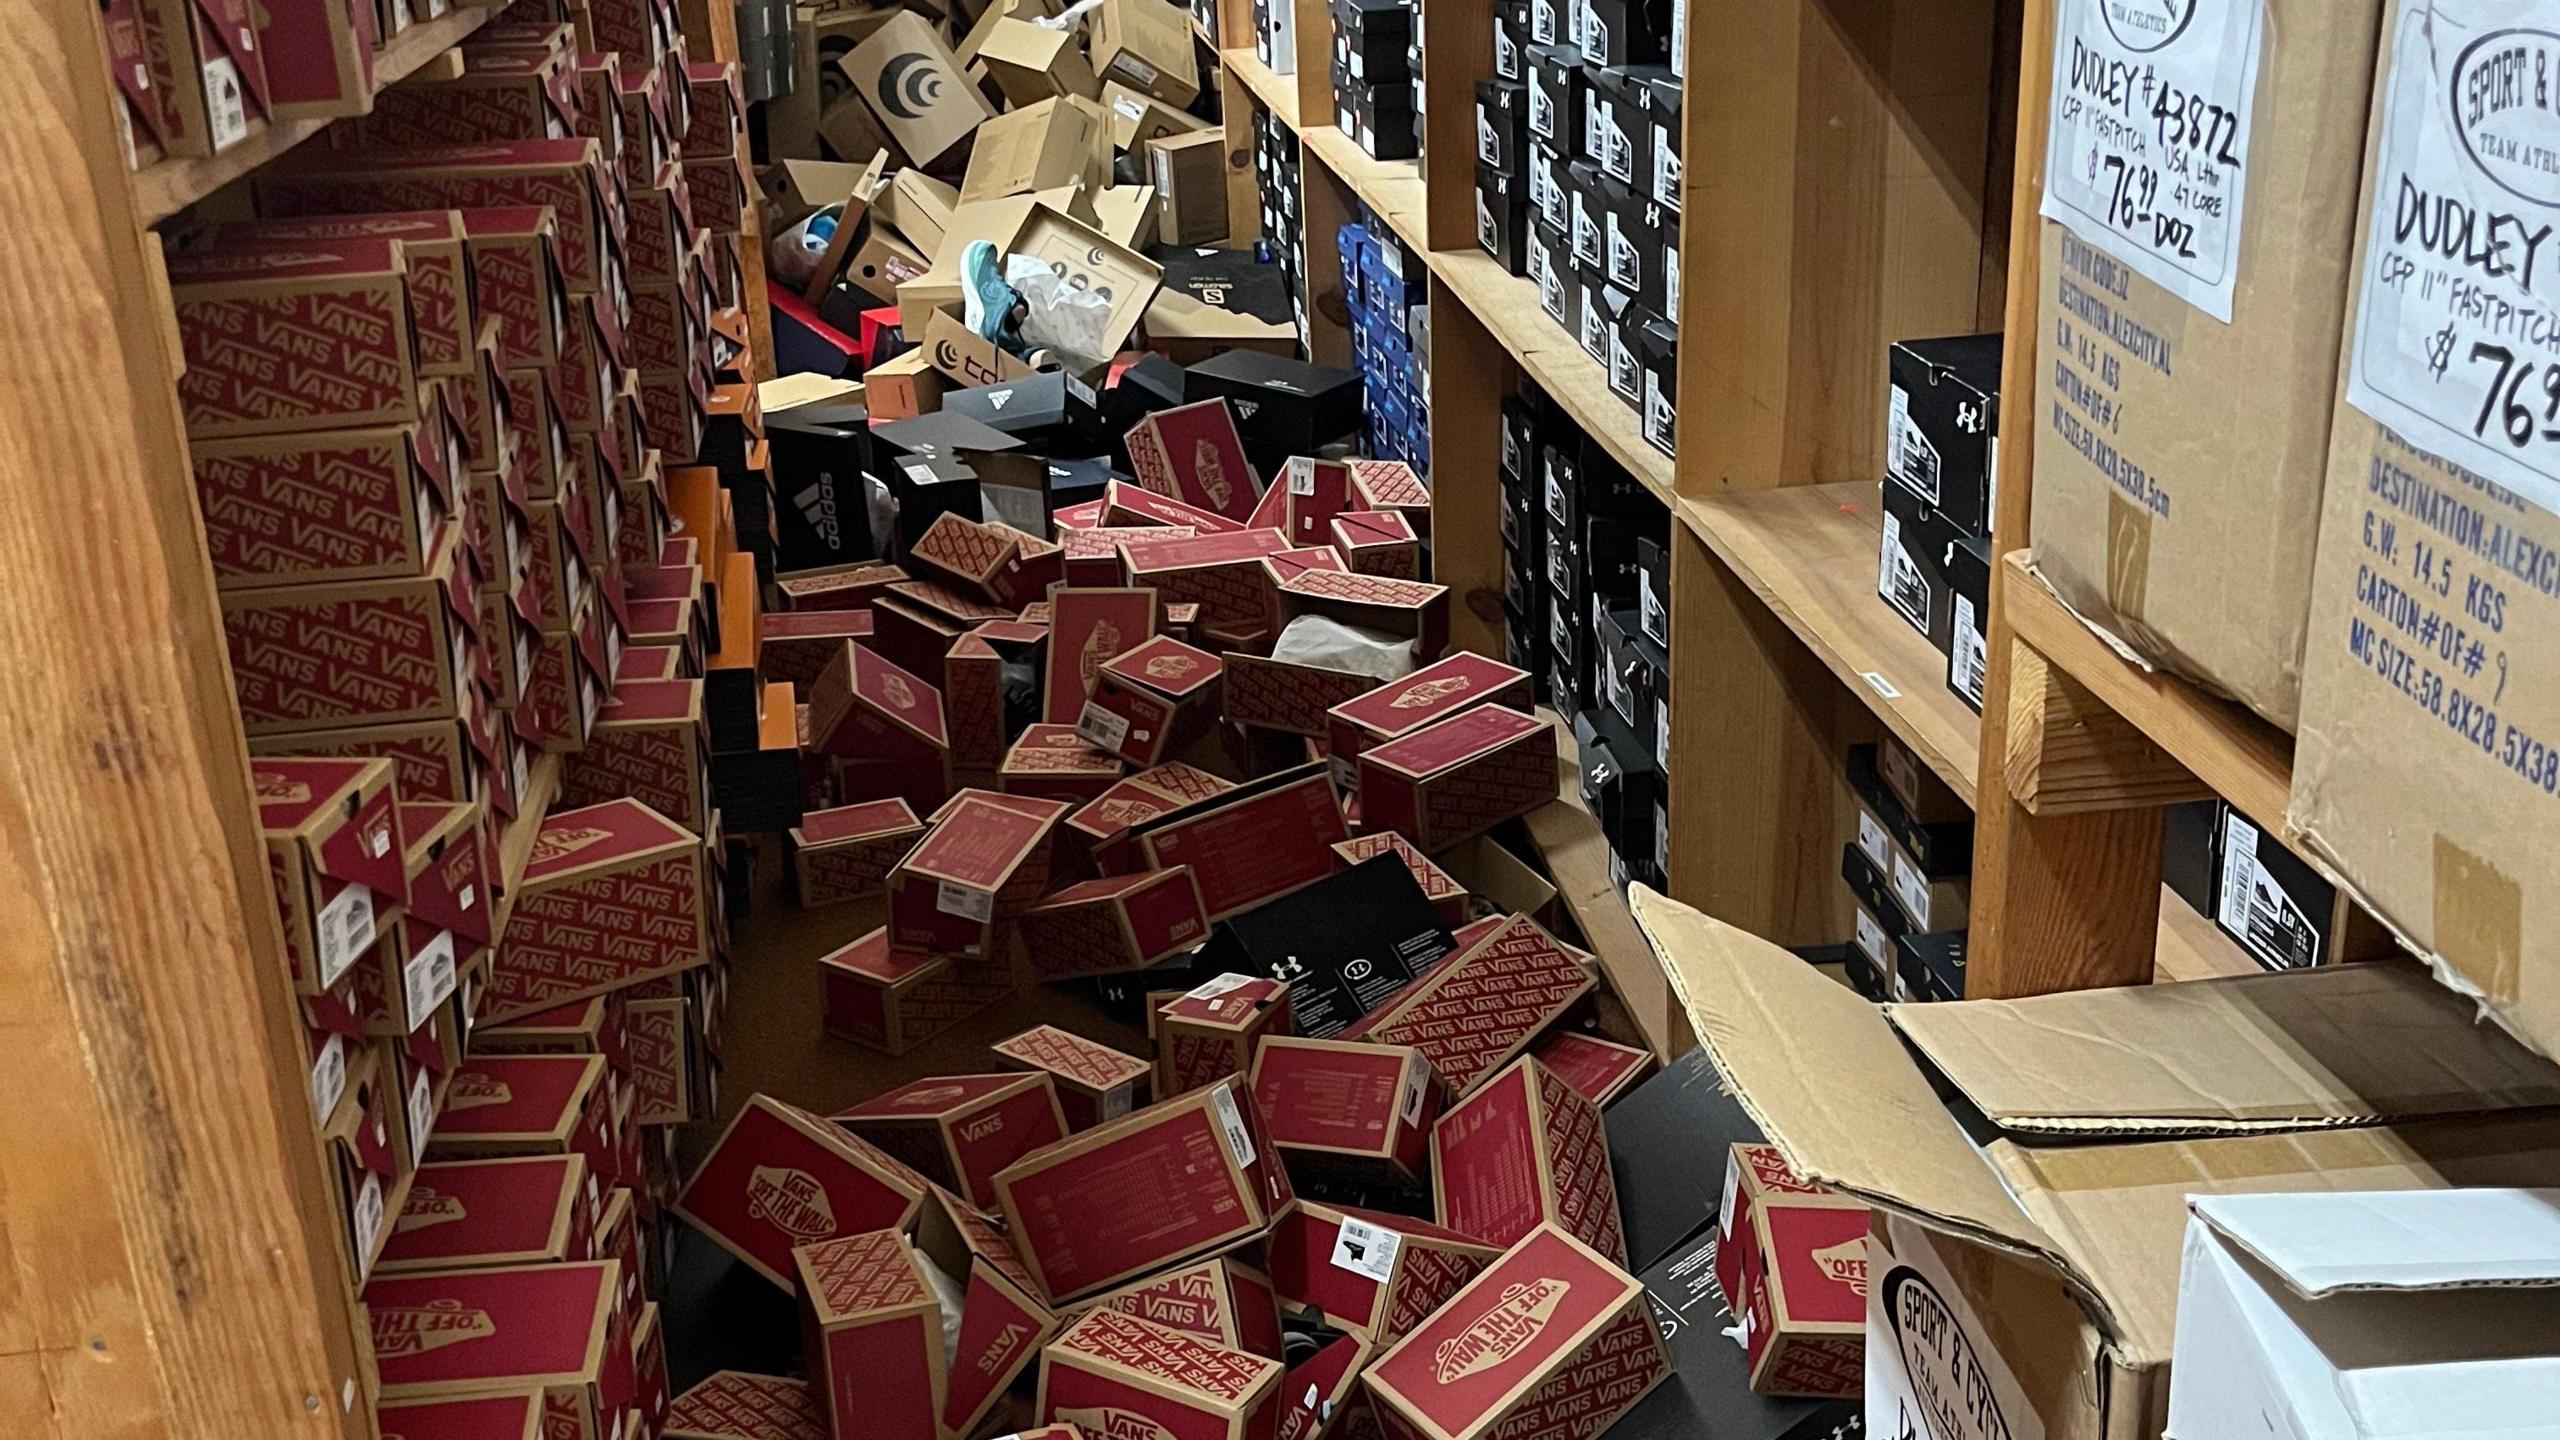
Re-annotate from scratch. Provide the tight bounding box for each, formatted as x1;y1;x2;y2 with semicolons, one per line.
2041;0;2267;322
2347;5;2560;518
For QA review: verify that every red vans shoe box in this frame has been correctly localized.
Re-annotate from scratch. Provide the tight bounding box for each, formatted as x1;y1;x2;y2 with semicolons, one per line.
789;798;923;907
253;755;407;994
364;1259;635;1439
1433;1057;1627;1269
378;1153;598;1274
1036;1308;1284;1440
795;1229;945;1440
1361;1226;1666;1440
165;238;423;441
1713;1142;1868;1398
816;929;1014;1058
1266;1201;1499;1347
1355;705;1557;853
884;790;1066;958
992;1078;1292;1304
1016;867;1210;981
1156;976;1293;1098
1063;761;1234;873
1133;766;1347;921
561;676;716;834
427;1053;618;1206
225;517;488;738
191;383;464;592
1074;1252;1285;1360
991;1024;1153;1132
675;1094;931;1291
1346;915;1595;1099
834;1073;1066;1212
485;798;709;1022
1250;1036;1439;1187
1079;635;1224;768
1325;654;1534;792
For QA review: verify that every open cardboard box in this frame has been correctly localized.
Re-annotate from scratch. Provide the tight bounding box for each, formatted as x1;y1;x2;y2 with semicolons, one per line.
1630;889;2560;1440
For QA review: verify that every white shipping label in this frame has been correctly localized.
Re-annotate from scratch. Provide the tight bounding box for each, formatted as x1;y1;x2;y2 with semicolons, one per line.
1880;513;1929;630
1655;698;1671;771
1076;700;1131;754
1952;593;1989;705
1398;1066;1427;1125
1869;1219;2048;1440
1185;972;1255;1002
317;884;377;988
1113;53;1160;86
1331;1216;1404;1283
1718;1156;1741;1234
1855;906;1891;967
311;1033;348;1122
2345;6;2560;517
2217;812;2320;970
1858;809;1893;872
1890;850;1937;930
408;1069;436;1153
203;57;250;151
1101;1081;1135;1121
2040;0;2266;323
1113;95;1147;121
352;1171;386;1271
1288;456;1319;494
405;929;460;1024
937;879;995;923
1209;1085;1256;1167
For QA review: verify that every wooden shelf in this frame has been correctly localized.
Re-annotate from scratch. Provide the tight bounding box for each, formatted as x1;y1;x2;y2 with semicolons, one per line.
2153;883;2263;985
1999;551;2293;836
1681;483;1983;807
1226;48;1678;508
128;5;497;225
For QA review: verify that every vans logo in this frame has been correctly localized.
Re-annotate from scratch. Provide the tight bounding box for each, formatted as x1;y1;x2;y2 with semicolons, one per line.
956;1112;1007;1143
1143;654;1199;680
880;673;918;711
1057;1408;1176;1440
895;1083;967;1107
1389;676;1469;709
371;1300;496;1357
1813;1239;1869;1295
252;771;314;805
745;1165;837;1242
976;1320;1030;1373
1192;440;1232;509
445;1074;513;1111
1433;1278;1570;1382
396;1185;468;1232
529;824;613;865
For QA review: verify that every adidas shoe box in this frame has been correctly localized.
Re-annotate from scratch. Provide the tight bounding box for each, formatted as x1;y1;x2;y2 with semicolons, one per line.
1185;351;1365;469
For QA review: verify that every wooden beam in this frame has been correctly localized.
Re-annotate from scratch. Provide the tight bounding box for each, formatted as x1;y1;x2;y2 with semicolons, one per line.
2004;642;2214;815
1425;277;1511;661
1418;0;1491;253
2;0;372;1434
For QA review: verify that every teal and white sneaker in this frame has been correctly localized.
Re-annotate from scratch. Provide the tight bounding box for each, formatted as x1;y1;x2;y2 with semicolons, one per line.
960;240;1018;342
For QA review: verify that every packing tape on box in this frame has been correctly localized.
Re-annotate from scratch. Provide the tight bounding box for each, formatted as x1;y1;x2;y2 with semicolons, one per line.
2435;833;2524;1006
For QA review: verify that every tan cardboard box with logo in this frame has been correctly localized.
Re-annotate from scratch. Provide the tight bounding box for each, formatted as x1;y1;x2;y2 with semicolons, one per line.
794;1229;947;1440
364;1260;634;1434
2025;1;2386;728
834;1072;1068;1210
1036;1308;1283;1440
840;10;994;168
961;98;1110;204
1633;890;2560;1440
1155;975;1293;1098
1086;0;1199;105
1148;130;1229;245
2292;0;2560;1061
664;1370;828;1440
378;1155;596;1274
675;1093;932;1290
978;18;1104;106
992;1023;1154;1130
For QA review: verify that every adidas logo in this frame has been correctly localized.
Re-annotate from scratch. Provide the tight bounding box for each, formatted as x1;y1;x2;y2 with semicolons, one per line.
1233;399;1259;420
988;390;1013;411
793;476;841;550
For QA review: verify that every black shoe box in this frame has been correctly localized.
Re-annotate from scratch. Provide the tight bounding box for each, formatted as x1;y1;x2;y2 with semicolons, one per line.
1500;391;1542;481
1197;854;1455;1037
1506;599;1549;698
1528;0;1567;44
1583;705;1662;884
884;455;987;557
1530;144;1572;232
1341;76;1420;160
1329;0;1414;79
1578;276;1631;370
1878;477;1958;653
1632;312;1678;458
1185;350;1366;461
2212;803;2347;973
1595;605;1649;737
1530;221;1581;336
1504;532;1543;618
1546;598;1586;712
939;371;1104;454
1606;1048;1765;1272
1643;71;1683;213
766;399;879;574
1495;0;1530;79
868;409;1022;466
1893;928;1969;1004
1566;159;1607;269
1635;534;1670;647
1525;43;1587;152
1475;161;1532;275
1582;0;1672;66
1589;64;1668;193
1607;312;1644;412
1474;79;1530;172
1601;175;1669;313
1542;432;1647;534
1886;331;2003;537
1149;246;1296;324
1947;531;1991;713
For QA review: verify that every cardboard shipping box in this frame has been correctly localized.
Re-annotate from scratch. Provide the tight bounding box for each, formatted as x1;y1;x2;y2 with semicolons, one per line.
1265;1201;1500;1347
253;756;407;994
1155;974;1293;1097
840;11;994;168
1037;1309;1282;1440
1015;867;1211;981
1361;1225;1668;1440
1350;913;1594;1098
1631;889;2560;1440
835;1072;1067;1209
675;1094;932;1289
1356;704;1557;851
991;1077;1290;1302
2026;4;2385;728
2292;0;2560;1063
2166;1190;2560;1439
1080;1253;1285;1359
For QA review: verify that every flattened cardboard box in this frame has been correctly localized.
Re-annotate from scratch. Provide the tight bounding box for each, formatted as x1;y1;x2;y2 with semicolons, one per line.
1079;1253;1285;1360
1038;1308;1281;1440
790;799;924;907
1362;1226;1667;1440
1629;892;2560;1440
835;1072;1067;1210
992;1023;1152;1131
794;1230;946;1440
1434;1056;1628;1267
1249;1035;1439;1186
1156;975;1294;1098
677;1094;932;1290
379;1154;595;1274
1018;867;1210;982
818;929;1014;1056
253;755;407;993
489;799;708;1021
365;1260;634;1434
1352;914;1595;1098
666;1372;827;1440
1267;1201;1498;1348
166;239;419;439
1358;704;1558;852
992;1077;1291;1302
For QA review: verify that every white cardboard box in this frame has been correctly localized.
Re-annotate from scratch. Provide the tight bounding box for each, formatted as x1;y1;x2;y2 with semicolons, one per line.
2167;1190;2560;1440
